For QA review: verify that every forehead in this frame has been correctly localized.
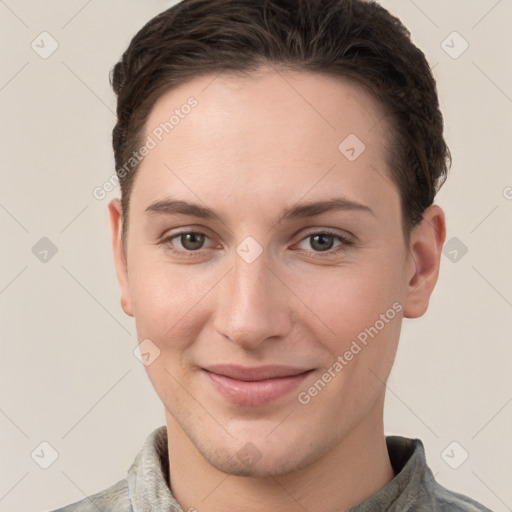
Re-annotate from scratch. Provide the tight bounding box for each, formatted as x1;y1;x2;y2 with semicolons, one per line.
145;67;389;152
130;68;397;221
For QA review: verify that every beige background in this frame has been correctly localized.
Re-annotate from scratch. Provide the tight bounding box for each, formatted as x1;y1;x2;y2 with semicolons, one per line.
0;1;511;511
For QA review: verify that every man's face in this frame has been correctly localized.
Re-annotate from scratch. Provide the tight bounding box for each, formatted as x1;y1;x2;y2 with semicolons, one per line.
110;68;423;476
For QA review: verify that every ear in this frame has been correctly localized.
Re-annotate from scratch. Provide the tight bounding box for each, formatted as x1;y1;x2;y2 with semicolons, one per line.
108;198;134;317
403;205;446;318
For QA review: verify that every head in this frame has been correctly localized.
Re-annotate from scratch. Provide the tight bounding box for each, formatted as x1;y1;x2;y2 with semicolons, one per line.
108;0;449;477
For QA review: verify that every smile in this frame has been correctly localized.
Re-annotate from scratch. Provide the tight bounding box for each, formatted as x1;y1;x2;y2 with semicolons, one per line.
202;365;314;406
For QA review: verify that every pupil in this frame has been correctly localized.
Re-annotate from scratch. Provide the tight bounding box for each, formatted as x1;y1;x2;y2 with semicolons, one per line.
312;234;333;251
182;233;204;250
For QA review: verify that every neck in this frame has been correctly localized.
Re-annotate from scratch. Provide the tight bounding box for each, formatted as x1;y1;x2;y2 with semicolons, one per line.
165;395;394;512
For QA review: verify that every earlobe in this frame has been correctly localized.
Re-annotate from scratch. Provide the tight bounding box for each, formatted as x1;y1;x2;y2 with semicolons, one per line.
403;205;446;319
108;199;134;317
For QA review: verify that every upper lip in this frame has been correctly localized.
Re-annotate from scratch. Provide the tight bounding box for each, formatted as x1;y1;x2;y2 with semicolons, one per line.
203;364;312;381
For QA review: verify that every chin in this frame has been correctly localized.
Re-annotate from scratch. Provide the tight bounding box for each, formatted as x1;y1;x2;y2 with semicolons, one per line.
202;448;309;478
192;427;326;478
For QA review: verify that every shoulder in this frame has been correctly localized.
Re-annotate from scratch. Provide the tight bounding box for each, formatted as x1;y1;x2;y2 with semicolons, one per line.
432;479;494;512
48;478;132;512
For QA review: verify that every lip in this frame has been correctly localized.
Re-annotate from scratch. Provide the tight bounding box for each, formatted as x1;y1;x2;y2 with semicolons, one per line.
202;365;313;406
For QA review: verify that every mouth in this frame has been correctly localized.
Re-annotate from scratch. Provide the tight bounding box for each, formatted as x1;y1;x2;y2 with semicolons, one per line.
202;365;314;406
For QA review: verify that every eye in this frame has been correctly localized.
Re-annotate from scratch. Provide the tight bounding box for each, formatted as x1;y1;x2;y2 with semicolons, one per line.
295;231;353;254
161;231;215;256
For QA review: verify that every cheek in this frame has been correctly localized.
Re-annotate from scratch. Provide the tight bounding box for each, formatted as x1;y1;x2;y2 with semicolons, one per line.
129;258;212;401
296;260;404;345
293;257;405;403
296;266;403;418
128;253;215;346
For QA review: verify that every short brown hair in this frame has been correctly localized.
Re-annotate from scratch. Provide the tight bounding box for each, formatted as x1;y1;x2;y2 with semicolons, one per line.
110;0;451;245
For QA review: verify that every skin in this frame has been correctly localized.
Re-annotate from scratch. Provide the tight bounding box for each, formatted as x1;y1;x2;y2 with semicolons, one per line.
108;67;445;512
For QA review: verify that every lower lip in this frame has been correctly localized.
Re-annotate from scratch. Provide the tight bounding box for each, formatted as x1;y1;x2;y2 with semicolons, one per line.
204;370;313;406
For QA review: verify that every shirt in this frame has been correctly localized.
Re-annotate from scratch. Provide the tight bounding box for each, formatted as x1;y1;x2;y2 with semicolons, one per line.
49;425;493;512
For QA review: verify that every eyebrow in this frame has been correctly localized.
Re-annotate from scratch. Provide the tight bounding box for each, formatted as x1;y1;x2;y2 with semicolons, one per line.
144;196;375;221
145;197;376;222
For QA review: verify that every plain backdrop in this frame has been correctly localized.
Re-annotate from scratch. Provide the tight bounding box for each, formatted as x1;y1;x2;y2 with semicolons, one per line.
0;1;511;511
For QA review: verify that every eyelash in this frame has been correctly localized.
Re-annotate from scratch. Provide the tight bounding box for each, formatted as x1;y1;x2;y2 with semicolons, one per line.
159;230;354;259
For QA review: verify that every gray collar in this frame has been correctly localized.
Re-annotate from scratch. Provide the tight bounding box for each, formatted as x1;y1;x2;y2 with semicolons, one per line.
127;426;182;512
127;426;435;512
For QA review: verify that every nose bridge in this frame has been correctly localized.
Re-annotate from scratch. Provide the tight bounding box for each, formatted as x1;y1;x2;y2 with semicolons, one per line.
213;246;290;348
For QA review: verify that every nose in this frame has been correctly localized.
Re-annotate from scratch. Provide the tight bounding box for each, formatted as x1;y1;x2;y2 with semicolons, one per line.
213;247;292;351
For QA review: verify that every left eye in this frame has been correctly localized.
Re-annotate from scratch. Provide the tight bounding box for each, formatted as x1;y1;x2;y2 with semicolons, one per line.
296;232;350;253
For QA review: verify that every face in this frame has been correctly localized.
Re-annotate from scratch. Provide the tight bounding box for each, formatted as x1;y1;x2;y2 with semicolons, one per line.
109;68;444;477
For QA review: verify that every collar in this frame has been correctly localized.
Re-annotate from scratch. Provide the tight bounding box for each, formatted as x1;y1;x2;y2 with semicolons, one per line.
348;435;437;511
127;426;434;512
